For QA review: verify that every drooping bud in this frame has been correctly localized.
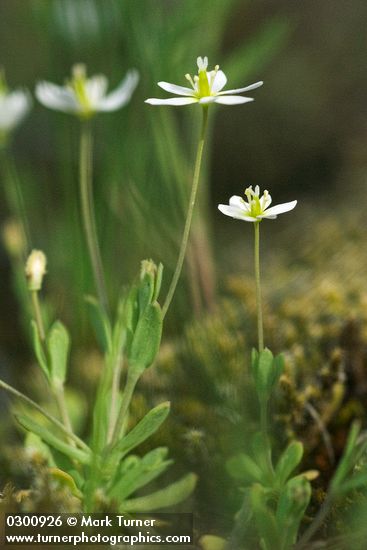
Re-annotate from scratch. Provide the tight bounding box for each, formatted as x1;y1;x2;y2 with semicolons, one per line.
25;250;47;291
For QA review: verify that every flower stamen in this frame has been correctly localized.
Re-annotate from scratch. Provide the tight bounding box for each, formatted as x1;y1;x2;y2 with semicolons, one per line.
185;73;196;90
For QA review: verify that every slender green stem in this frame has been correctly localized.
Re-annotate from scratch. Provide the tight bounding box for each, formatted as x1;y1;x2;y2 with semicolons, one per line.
79;121;109;313
254;221;264;352
31;290;46;341
53;383;75;445
107;352;123;444
31;290;74;439
162;107;209;318
260;399;268;434
0;379;89;451
1;149;31;259
111;370;139;445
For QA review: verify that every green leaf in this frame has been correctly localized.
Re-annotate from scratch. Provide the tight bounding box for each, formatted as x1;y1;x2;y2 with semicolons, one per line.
275;441;304;487
109;448;173;501
331;421;361;491
276;476;311;548
251;349;284;405
251;484;280;550
85;295;112;354
153;263;163;302
226;453;263;484
15;414;91;465
48;467;83;499
47;321;70;386
111;402;170;460
31;320;49;381
250;433;275;486
251;347;259;379
128;303;162;375
253;348;274;402
121;473;197;512
336;470;367;495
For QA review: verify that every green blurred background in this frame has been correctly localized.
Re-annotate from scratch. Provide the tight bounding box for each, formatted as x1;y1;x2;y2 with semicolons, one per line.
1;0;367;539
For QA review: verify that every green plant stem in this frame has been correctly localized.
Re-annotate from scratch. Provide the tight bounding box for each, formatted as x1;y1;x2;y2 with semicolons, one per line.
31;290;74;440
107;352;123;444
80;121;108;314
1;149;31;258
254;221;264;352
31;290;46;341
111;370;139;445
0;379;88;451
260;399;268;435
162;106;209;318
53;383;74;444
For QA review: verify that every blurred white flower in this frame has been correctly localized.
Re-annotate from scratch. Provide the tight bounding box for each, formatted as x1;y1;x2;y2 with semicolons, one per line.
218;185;297;222
145;56;263;107
0;70;31;140
35;63;139;118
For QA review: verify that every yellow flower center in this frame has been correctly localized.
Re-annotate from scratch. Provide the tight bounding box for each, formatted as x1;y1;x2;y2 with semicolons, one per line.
68;64;94;118
185;58;220;99
245;187;263;218
198;69;210;98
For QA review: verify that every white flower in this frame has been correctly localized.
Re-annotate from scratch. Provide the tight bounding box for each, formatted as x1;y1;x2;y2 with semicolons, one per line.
145;56;263;106
0;71;31;138
218;186;297;222
35;63;139;118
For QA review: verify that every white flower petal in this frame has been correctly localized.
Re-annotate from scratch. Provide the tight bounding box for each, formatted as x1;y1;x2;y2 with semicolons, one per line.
229;195;249;211
35;82;79;113
0;90;31;131
145;97;198;106
260;192;272;210
218;81;263;95
199;96;217;104
218;204;256;222
157;81;194;96
213;96;254;105
86;75;108;107
211;70;227;93
98;69;139;111
262;200;297;218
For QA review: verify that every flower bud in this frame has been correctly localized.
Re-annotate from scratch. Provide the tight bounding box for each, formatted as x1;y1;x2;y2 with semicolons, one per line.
25;250;47;291
139;259;163;306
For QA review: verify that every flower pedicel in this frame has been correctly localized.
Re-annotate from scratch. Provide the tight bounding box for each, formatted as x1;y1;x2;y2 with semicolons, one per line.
146;56;263;317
